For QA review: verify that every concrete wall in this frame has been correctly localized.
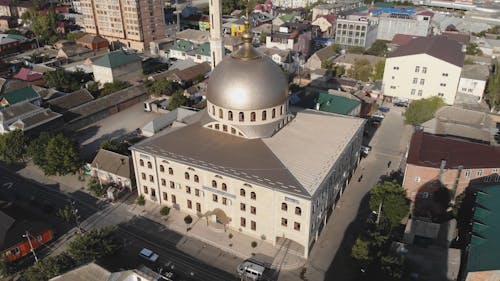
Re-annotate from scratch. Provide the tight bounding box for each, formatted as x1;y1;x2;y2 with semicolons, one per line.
382;54;462;105
376;16;430;41
111;61;143;83
457;77;486;100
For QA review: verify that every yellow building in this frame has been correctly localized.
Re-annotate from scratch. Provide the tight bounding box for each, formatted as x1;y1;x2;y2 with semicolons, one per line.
231;19;247;37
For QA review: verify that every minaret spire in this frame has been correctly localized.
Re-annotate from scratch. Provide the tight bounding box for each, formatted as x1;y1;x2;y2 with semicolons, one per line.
209;0;224;69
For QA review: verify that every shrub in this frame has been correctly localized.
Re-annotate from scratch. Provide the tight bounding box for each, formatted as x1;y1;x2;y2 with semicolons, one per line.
160;206;170;216
135;195;145;206
228;233;233;239
251;241;258;248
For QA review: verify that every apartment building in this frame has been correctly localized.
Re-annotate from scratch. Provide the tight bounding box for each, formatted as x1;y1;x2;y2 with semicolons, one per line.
375;10;432;41
265;23;312;57
80;0;166;51
335;15;378;49
382;36;465;105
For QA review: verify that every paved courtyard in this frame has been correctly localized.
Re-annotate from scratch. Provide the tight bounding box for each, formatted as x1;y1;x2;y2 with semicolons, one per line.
75;102;160;160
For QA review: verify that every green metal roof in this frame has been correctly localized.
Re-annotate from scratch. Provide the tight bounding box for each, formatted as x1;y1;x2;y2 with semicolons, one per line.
296;92;360;115
193;42;211;57
5;34;27;41
171;40;194;52
2;87;39;105
467;184;500;272
373;2;393;8
279;12;297;23
355;5;368;11
93;50;141;68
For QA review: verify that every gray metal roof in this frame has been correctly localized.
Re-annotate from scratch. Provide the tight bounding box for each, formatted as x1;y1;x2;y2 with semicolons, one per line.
460;64;490;81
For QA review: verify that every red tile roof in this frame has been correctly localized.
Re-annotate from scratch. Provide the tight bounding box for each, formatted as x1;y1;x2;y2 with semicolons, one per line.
417;10;434;16
13;68;43;82
391;34;423;46
407;131;500;169
441;31;470;45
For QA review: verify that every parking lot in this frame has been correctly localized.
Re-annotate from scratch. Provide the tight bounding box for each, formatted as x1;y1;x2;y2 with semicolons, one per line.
75;102;159;161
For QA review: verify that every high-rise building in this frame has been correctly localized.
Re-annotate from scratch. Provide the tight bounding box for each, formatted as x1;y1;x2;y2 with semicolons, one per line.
80;0;166;51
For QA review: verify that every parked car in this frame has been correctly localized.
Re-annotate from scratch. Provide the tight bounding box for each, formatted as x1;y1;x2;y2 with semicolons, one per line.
360;145;371;157
394;101;409;107
372;112;385;119
139;248;159;262
378;106;390;113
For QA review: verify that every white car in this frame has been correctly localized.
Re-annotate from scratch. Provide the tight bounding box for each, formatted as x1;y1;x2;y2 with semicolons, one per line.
372;112;385;119
360;145;371;156
139;248;159;262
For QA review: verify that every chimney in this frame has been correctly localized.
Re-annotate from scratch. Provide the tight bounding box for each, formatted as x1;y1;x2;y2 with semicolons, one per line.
315;102;320;110
439;159;446;182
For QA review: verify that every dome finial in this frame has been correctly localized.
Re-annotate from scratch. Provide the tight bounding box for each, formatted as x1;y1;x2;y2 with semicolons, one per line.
242;18;253;44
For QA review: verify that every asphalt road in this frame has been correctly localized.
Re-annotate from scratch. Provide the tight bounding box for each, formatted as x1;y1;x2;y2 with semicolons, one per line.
0;166;237;281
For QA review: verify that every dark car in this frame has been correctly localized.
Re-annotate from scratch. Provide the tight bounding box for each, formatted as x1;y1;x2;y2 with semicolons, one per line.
394;101;409;107
379;106;390;113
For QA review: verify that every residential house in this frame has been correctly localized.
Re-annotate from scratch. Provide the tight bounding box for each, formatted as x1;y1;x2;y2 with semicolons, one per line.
382;36;465;105
266;23;312;57
153;62;211;87
47;88;94;115
458;64;489;101
441;30;470;46
0;102;62;134
473;36;500;58
402;130;500;201
170;40;222;64
231;18;247;37
0;86;42;107
91;149;134;190
312;2;363;20
272;12;298;27
0;210;54;262
76;34;109;51
12;68;43;82
257;46;297;73
0;36;18;54
56;43;95;63
335;14;378;49
387;33;423;51
92;50;143;86
333;53;385;70
375;9;432;41
293;91;361;116
176;29;210;45
49;263;169;281
463;183;500;281
312;14;336;38
305;45;338;70
169;39;195;60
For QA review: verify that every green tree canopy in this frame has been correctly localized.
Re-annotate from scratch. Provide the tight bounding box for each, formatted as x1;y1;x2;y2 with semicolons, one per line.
99;139;129;155
331;43;342;53
23;253;75;281
465;43;483;55
167;91;188;110
347;58;373;82
33;134;81;176
369;181;410;230
0;130;27;164
21;6;60;44
27;131;51;167
365;40;388;57
487;62;500;111
347;46;365;54
146;77;178;97
44;68;90;92
100;81;131;96
68;228;121;265
351;236;372;264
372;60;385;81
404;96;445;125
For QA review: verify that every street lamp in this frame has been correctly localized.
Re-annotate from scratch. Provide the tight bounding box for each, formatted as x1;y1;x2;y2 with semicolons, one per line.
22;231;38;263
68;199;82;233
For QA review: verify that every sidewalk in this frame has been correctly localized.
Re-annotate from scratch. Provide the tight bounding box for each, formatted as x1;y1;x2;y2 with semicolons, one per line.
128;202;307;271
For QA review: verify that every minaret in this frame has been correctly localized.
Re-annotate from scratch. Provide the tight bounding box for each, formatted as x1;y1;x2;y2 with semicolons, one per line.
209;0;224;69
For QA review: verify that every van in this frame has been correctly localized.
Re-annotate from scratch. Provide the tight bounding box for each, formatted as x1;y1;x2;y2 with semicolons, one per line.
237;261;265;280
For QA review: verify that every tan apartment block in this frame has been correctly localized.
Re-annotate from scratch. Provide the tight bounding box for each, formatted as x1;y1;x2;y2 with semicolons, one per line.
81;0;166;51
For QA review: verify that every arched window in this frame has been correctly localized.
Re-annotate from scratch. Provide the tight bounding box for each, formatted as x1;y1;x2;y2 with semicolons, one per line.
250;112;256;122
295;207;302;216
168;167;173;175
159;165;164;172
250;192;256;200
228;111;233;121
212;105;215;115
262;110;267;121
219;108;223;118
140;159;144;166
239;112;244;122
194;175;199;183
272;108;276;118
212;180;217;188
147;161;152;169
281;203;288;211
222;183;227;191
185;172;190;180
231;127;236;134
240;188;246;196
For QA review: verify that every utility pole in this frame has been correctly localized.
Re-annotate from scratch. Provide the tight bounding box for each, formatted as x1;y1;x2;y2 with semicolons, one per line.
176;0;180;33
23;231;39;263
69;199;82;233
376;200;383;225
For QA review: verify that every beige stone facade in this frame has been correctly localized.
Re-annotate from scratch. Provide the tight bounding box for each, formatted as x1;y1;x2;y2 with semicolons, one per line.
80;0;166;51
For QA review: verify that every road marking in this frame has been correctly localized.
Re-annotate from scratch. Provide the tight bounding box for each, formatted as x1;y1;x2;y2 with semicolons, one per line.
2;182;13;189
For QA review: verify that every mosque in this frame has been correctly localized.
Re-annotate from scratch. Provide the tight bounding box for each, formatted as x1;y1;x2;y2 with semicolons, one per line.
130;3;365;258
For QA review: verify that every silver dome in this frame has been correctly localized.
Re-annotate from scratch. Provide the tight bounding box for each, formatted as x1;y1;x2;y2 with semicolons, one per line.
207;48;289;111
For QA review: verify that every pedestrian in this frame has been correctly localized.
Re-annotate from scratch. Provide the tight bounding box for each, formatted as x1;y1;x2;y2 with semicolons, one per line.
387;161;392;168
358;175;363;182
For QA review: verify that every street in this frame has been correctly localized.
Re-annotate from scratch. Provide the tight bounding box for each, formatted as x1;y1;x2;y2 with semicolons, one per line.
0;166;237;281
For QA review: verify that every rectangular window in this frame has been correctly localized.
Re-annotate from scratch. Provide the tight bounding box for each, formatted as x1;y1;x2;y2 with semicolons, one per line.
493;168;498;173
440;83;446;87
143;186;148;194
251;220;256;230
422;67;427;73
438;93;444;97
222;197;227;205
240;203;246;211
241;217;246;227
281;218;288;226
149;175;154;183
294;222;301;231
418;90;422;96
415;66;420;73
141;173;146;180
420;79;425;85
393;66;399;70
163;192;167;201
196;203;201;212
195;189;200;196
186;186;191;194
170;181;175;189
151;189;156;197
412;78;418;84
477;169;483;177
187;200;192;209
161;179;166;186
250;206;256;214
172;195;176;204
442;73;448;77
464;170;471;177
411;89;416;95
213;194;218;202
415;176;421;183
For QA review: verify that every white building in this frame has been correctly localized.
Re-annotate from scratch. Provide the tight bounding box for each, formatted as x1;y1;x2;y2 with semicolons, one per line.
457;64;490;101
92;50;143;86
130;31;365;258
335;15;378;49
382;36;465;105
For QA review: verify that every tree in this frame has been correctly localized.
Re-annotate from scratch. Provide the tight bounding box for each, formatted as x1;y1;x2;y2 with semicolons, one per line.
100;81;131;96
0;256;16;277
135;195;145;206
23;253;75;281
372;60;385;81
40;134;82;176
146;78;177;97
27;132;51;167
160;206;170;216
321;60;334;70
404;96;445;125
347;59;373;82
66;32;84;41
465;43;483;55
369;181;410;230
21;6;59;44
167;91;188;110
333;65;345;77
99;139;129;155
184;215;193;231
351;237;371;264
379;254;405;280
331;43;342;53
487;62;500;111
57;205;76;224
347;46;365;54
44;68;90;92
0;130;26;164
366;40;388;57
464;58;474;65
87;177;107;197
68;228;121;265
